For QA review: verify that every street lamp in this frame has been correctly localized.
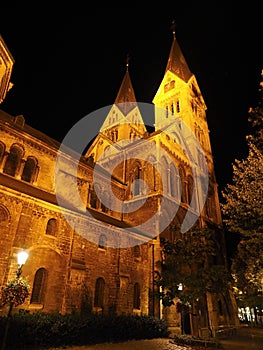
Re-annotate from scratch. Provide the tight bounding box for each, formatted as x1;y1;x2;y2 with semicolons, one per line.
178;283;183;291
16;250;29;278
1;249;29;350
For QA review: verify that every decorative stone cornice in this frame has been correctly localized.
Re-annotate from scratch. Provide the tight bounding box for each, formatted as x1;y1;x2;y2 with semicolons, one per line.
0;35;14;104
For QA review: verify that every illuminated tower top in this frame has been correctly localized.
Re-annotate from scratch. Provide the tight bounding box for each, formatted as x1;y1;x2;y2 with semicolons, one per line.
112;53;138;116
85;55;146;163
153;22;207;136
165;20;192;83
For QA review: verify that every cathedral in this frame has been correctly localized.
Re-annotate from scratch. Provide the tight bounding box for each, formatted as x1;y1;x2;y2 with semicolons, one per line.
0;29;239;338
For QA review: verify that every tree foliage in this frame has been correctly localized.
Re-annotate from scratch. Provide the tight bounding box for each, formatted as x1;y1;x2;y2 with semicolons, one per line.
156;225;232;307
221;143;263;236
221;69;263;308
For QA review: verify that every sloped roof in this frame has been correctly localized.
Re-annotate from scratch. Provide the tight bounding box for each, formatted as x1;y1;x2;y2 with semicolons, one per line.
165;34;193;82
114;68;137;115
0;109;61;149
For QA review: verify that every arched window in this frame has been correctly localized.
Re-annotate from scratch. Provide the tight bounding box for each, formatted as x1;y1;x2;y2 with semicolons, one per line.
160;156;169;193
103;145;110;155
170;163;179;198
45;218;58;236
186;175;194;205
133;283;140;309
101;191;110;213
94;277;105;308
134;165;142;196
0;141;5;165
176;100;180;113
3;144;23;176
98;234;106;249
179;166;186;203
21;156;37;183
30;268;47;304
0;205;9;224
165;105;169;118
90;184;100;209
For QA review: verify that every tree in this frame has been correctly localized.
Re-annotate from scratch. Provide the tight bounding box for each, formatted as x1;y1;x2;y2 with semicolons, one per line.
221;143;263;237
221;69;263;322
247;71;263;152
156;224;232;307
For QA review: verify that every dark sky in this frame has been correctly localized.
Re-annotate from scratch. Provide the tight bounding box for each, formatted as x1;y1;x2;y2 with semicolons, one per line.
0;4;262;195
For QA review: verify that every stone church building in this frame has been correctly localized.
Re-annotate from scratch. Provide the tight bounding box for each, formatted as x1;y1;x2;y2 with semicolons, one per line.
0;30;239;338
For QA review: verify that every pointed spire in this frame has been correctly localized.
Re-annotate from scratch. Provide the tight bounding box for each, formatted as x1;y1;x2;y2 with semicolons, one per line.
165;20;192;82
114;54;137;115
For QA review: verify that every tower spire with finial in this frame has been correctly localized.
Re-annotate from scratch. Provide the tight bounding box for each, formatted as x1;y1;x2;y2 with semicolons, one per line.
126;52;130;71
170;19;176;39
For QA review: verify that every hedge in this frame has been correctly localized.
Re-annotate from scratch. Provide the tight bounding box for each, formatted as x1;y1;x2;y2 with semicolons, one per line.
0;312;170;349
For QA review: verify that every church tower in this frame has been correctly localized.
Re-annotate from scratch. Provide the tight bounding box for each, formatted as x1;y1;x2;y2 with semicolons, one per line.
153;23;222;228
151;23;239;336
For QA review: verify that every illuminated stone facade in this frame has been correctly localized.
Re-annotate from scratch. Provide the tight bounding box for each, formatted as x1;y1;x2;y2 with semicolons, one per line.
0;32;239;337
0;36;14;104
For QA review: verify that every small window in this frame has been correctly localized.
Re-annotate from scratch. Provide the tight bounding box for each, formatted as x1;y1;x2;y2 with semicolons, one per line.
98;234;107;249
186;175;194;205
165;105;169;118
94;277;105;308
30;268;47;304
0;141;5;164
164;80;175;93
218;300;223;316
176;100;180;113
90;185;99;209
134;166;142;196
46;218;57;236
3;144;23;176
133;283;140;309
21;156;37;183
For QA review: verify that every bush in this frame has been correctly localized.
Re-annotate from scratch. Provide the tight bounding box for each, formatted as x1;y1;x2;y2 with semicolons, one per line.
0;312;170;349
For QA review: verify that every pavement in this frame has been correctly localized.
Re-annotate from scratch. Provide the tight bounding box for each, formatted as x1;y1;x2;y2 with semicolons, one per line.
220;326;263;350
51;338;210;349
50;326;263;350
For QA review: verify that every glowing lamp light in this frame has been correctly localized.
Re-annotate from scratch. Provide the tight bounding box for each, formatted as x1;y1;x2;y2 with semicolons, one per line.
17;250;29;266
178;283;183;291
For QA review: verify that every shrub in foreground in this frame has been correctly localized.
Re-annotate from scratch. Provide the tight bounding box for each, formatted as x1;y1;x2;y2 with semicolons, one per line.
0;312;170;349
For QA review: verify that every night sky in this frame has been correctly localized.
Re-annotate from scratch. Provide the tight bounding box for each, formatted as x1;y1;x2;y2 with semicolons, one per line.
0;4;262;197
